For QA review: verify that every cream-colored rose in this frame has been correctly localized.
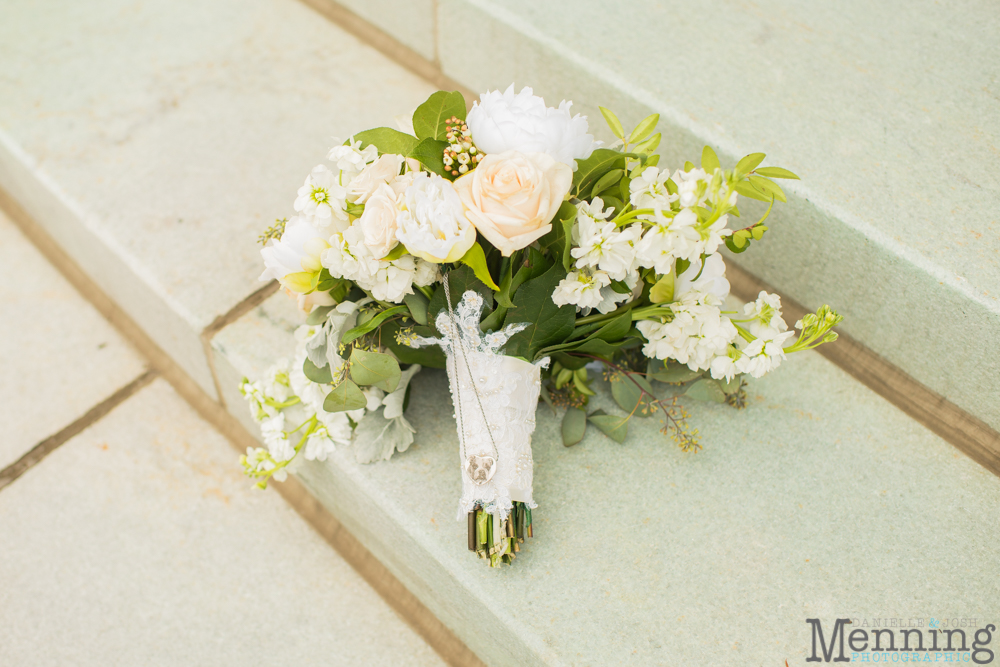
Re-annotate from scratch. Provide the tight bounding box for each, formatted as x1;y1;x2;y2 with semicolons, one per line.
348;153;405;203
454;150;572;256
358;183;400;259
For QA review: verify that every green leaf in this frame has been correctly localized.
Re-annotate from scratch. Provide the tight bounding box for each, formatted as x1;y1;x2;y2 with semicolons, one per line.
631;132;661;155
588;309;632;342
382;321;445;368
350;127;419;157
403;292;429;325
599;106;625;140
323;379;367;413
427;265;493;327
537;201;578;272
380;243;409;262
503;263;577;360
611;371;654;417
341;306;407;345
754;166;800;180
573;148;627;198
479;304;508;332
303;357;333;384
412;91;466;140
748;175;786;203
701;145;721;173
725;235;749;254
409;137;450;177
306;306;334;325
733;179;772;203
647;359;702;384
588;411;629;443
734;152;766;177
349;349;402;392
553;352;589;370
649;273;674;304
459;242;499;290
591;168;624;197
562;407;587;447
685;378;727;403
628;113;659;144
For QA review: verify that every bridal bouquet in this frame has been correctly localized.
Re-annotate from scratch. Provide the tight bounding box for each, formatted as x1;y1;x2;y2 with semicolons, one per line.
239;85;842;566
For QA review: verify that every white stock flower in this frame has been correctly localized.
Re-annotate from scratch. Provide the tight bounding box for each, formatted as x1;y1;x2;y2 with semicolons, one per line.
701;213;732;255
323;222;417;303
743;291;789;339
709;349;740;382
634;208;702;272
260;413;294;462
413;258;441;287
551;269;610;311
672;167;709;209
395;172;476;263
636;292;738;371
259;216;330;287
328;136;378;181
294;165;349;228
304;429;336;462
570;202;641;281
736;329;795;378
675;253;731;301
466;84;597;169
629;166;677;210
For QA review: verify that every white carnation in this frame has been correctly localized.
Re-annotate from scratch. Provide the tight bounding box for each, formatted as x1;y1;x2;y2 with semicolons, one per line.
466;84;597;169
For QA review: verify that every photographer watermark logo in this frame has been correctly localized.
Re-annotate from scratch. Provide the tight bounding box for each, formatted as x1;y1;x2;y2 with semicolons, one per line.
806;618;995;664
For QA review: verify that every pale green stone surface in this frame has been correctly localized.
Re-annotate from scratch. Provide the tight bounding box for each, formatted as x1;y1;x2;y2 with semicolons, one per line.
0;0;436;398
336;0;438;61
431;0;1000;432
0;379;446;667
0;210;147;470
214;293;1000;666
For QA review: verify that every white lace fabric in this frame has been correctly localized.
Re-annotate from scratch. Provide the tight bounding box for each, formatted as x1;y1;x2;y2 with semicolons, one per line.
412;291;547;520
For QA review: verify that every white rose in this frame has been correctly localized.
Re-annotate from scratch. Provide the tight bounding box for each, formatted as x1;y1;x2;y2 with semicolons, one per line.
348;153;405;204
454;150;571;256
395;172;476;263
466;84;597;169
358;183;401;259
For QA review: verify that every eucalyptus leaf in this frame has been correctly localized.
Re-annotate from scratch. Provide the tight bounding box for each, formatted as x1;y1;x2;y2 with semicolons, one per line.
403;292;428;325
648;360;702;384
561;407;587;447
306;306;334;325
303;357;333;384
349;349;402;392
382;321;445;368
350;127;419;157
459;242;500;290
323;379;367;413
685;378;727;403
588;411;629;443
341;306;407;345
412;91;467;140
611;372;653;417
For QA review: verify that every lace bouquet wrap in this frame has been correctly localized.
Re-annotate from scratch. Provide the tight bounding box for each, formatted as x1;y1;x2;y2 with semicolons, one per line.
239;84;842;569
413;289;546;566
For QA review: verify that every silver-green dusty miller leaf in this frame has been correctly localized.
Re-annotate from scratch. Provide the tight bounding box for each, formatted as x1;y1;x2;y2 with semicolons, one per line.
354;364;422;464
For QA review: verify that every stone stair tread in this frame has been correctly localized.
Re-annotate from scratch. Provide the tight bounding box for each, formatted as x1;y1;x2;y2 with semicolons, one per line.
0;209;147;470
212;292;1000;666
0;378;447;667
0;0;436;398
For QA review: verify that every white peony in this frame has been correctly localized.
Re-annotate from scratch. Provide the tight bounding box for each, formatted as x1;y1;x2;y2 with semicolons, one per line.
395;172;476;263
466;85;597;169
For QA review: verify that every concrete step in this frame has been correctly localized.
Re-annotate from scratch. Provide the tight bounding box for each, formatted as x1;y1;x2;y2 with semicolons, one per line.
319;0;1000;434
0;205;445;665
213;289;1000;666
2;0;999;665
0;380;447;667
